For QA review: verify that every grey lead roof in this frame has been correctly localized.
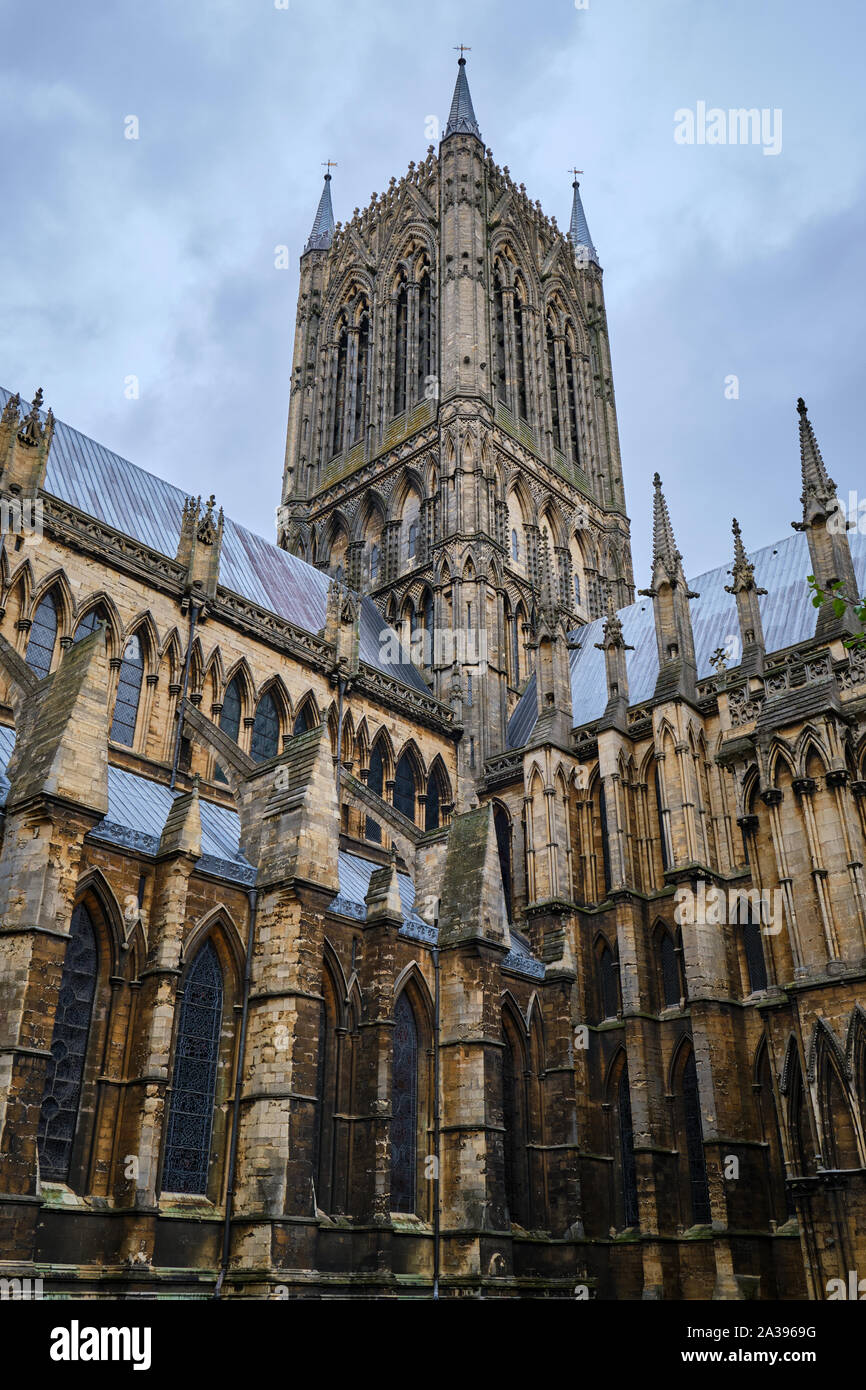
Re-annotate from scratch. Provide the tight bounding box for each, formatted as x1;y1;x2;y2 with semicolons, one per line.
444;57;482;140
568;179;599;268
507;528;866;748
0;387;429;696
304;172;335;254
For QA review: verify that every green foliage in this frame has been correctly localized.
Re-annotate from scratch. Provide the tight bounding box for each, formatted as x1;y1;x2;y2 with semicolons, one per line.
806;575;866;649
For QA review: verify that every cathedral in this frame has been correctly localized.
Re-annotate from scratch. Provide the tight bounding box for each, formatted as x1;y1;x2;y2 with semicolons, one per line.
0;56;864;1301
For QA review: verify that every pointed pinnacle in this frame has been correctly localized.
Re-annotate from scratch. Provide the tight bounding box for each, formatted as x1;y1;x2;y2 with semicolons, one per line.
444;53;482;140
652;473;680;572
304;170;335;254
797;396;834;502
569;177;599;267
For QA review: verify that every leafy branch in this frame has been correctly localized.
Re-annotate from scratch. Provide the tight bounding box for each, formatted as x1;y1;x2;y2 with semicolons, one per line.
807;575;866;650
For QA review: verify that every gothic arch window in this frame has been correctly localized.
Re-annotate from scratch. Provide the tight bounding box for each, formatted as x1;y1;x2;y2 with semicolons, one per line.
654;766;669;873
394;751;417;822
573;573;581;607
743;916;768;993
74;604;109;644
161;940;223;1195
37;903;98;1182
352;304;370;445
316;964;340;1213
425;761;450;832
110;633;144;747
546;319;562;451
494;804;513;919
293;699;315;735
513;289;529;421
502;1016;528;1226
331;316;348;456
511;527;520;563
597;781;612;896
407;520;418;562
787;1047;812;1175
754;1040;794;1222
819;1047;859;1169
26;591;57;678
616;1064;639;1227
369;542;380;585
390;990;418;1213
564;337;580;463
220;677;242;742
416;264;432;402
681;1049;711;1224
598;939;619;1020
660;930;681;1008
366;741;385;843
493;269;507;404
393;276;408;417
251;690;281;762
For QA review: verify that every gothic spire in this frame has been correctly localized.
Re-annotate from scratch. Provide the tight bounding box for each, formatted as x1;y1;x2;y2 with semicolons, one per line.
725;518;767;675
568;176;599;267
303;171;335;254
444;54;482;140
651;472;681;578
797;396;835;515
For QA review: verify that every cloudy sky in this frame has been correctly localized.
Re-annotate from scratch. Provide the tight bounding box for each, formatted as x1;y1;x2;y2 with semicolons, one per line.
2;0;864;585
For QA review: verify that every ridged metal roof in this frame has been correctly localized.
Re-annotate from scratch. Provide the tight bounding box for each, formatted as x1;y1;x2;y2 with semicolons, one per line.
0;387;428;695
330;849;426;928
507;528;866;747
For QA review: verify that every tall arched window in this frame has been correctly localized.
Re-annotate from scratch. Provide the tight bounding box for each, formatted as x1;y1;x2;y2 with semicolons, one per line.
513;292;528;421
511;527;520;563
564;338;580;462
394;751;416;822
407;520;418;562
251;690;280;762
369;543;380;585
416;266;432;402
598;782;612;895
493;270;507;404
162;940;223;1195
26;592;57;678
754;1041;794;1222
390;991;418;1213
660;931;681;1008
220;677;242;742
73;605;108;643
502;1023;528;1226
511;612;521;685
546;321;561;450
331;317;348;456
599;941;618;1019
37;903;98;1182
366;742;384;843
109;633;143;746
292;701;315;735
352;306;369;445
494;805;513;919
393;278;408;417
743;917;768;993
425;769;441;831
316;967;339;1214
573;573;581;607
682;1050;711;1223
617;1065;639;1227
788;1047;812;1175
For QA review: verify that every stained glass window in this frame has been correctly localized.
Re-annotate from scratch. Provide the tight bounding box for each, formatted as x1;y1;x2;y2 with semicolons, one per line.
394;752;416;822
683;1051;711;1223
251;690;280;762
110;633;143;746
366;743;384;843
425;770;440;831
292;701;314;736
618;1066;639;1227
26;592;57;679
162;941;223;1195
390;992;418;1213
37;903;97;1181
214;676;242;784
74;605;108;643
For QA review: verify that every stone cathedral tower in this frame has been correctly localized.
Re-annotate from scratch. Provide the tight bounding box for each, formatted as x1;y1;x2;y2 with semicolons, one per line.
279;56;634;788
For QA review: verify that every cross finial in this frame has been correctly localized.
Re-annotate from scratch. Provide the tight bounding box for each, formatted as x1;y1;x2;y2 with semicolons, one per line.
454;44;471;61
569;167;584;182
322;160;337;176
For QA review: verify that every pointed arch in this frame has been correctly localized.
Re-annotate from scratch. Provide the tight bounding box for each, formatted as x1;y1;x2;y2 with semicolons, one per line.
161;939;224;1195
292;689;320;735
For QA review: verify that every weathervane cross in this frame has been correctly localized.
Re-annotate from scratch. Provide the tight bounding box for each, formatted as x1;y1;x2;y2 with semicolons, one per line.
454;44;471;58
322;160;338;173
569;167;584;181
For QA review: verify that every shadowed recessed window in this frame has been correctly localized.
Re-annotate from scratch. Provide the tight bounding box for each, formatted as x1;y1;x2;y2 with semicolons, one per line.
26;592;57;679
251;690;280;762
37;903;98;1182
215;676;242;784
110;634;143;746
390;991;418;1213
292;701;315;736
683;1050;711;1223
162;940;223;1195
365;743;384;843
618;1066;639;1227
394;752;416;822
74;605;108;644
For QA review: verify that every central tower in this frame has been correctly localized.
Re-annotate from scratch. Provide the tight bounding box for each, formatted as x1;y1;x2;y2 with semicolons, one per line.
279;56;633;784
